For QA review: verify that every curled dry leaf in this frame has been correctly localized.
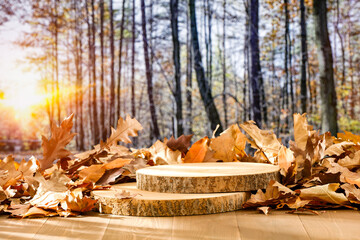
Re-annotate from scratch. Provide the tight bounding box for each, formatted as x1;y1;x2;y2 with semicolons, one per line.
101;115;143;150
293;113;309;152
239;121;281;164
298;183;348;205
184;137;214;163
40;114;76;170
341;184;360;204
210;124;247;162
149;140;182;164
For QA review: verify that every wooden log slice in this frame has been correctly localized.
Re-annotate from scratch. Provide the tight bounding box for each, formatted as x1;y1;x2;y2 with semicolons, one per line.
92;182;250;217
136;162;280;193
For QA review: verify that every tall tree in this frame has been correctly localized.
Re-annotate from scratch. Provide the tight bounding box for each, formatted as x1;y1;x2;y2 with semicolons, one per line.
189;0;223;133
54;0;61;124
170;0;183;137
313;0;338;135
131;0;136;118
186;0;193;135
140;0;161;139
222;0;228;128
117;0;126;121
109;0;115;129
300;0;307;113
99;0;106;141
249;0;262;127
91;0;100;144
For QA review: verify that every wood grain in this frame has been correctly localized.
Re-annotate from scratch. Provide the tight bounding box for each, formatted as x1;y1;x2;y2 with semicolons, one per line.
136;162;280;193
92;182;250;217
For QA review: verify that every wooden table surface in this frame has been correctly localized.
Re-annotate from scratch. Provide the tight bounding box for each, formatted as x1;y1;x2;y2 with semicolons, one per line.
0;210;359;240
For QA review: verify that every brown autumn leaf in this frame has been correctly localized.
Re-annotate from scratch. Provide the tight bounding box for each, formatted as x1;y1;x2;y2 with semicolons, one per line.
40;114;77;170
166;134;193;153
337;150;360;170
0;155;22;189
5;204;31;217
114;190;140;199
243;180;294;208
279;197;311;210
78;165;106;183
148;140;182;164
96;168;125;185
60;190;97;212
17;157;39;178
101;115;143;150
102;158;132;170
210;124;247;162
298;183;348;205
277;145;294;176
324;141;355;157
23;206;54;218
183;137;214;163
341;183;360;204
293;113;309;151
239;121;281;164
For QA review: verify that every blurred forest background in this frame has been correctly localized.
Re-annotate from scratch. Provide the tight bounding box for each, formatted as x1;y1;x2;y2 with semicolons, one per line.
0;0;359;152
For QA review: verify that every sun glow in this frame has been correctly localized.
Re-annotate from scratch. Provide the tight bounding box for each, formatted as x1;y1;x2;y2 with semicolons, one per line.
0;85;48;112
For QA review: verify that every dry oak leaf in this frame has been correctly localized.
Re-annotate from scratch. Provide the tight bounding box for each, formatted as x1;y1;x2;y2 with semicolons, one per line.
341;183;360;204
184;137;214;163
277;145;295;176
102;158;132;170
61;190;96;212
40;114;76;170
101;115;143;150
242;180;294;208
210;124;247;162
337;150;360;170
324;141;355;157
337;131;360;144
78;165;106;183
149;140;182;164
298;183;348;205
115;190;140;199
293;113;309;151
0;156;22;189
279;197;311;210
166;134;193;153
257;206;270;215
17;157;39;178
239;121;281;164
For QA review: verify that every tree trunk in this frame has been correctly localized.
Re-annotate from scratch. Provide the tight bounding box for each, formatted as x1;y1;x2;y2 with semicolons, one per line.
186;2;193;135
54;0;61;124
140;0;161;139
300;0;307;114
117;0;126;122
222;0;228;128
99;0;106;141
91;0;100;144
170;0;183;138
109;0;115;129
189;0;223;133
313;0;338;135
85;0;93;147
131;0;136;118
249;0;262;127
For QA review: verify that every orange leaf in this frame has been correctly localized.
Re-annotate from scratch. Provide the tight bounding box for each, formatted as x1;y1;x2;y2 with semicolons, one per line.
78;165;106;183
102;158;132;170
184;137;213;163
40;114;77;170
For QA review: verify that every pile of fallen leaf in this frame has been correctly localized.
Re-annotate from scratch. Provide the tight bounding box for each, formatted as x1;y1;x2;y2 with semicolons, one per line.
1;113;359;218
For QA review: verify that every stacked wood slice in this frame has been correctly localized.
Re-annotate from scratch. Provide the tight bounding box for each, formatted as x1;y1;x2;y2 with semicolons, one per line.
92;162;280;217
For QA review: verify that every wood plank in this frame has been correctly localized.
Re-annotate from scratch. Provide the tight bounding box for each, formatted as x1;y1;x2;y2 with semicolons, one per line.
137;162;280;193
103;214;174;240
172;211;241;240
236;210;310;240
33;212;110;240
0;215;47;240
92;182;250;216
299;210;360;239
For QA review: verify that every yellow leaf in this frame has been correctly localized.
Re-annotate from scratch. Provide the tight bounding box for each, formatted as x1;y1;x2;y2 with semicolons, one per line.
299;183;348;205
